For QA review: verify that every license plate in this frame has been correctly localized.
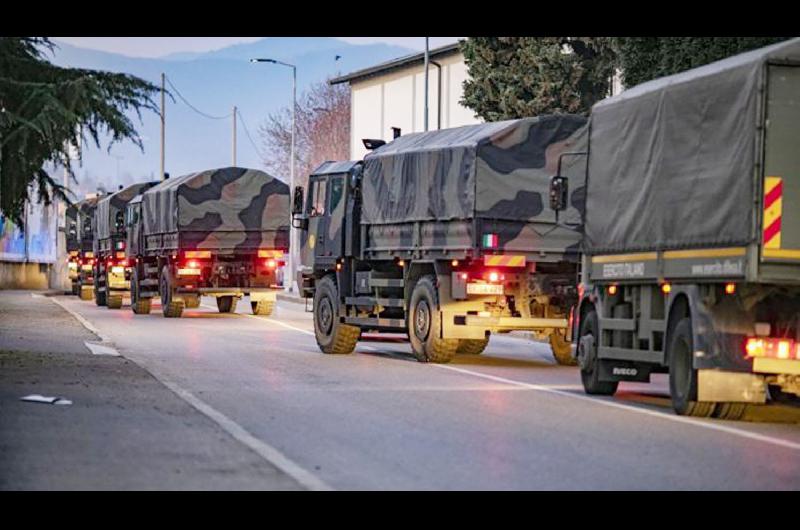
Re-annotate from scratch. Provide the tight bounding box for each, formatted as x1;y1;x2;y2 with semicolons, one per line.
111;266;125;275
466;283;504;295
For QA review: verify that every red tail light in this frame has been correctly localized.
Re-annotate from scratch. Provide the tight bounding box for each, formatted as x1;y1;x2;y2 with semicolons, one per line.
186;260;200;269
745;337;800;360
265;259;277;270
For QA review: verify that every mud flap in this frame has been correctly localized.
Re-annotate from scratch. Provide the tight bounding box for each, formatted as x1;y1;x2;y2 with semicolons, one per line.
598;359;653;383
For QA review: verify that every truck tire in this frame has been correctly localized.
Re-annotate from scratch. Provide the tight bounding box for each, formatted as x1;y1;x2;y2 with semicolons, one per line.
130;267;151;314
550;331;577;366
713;402;747;421
79;286;93;301
313;275;359;354
216;296;238;313
251;300;274;316
94;268;107;306
408;275;458;363
457;338;489;355
668;317;715;417
184;295;201;309
107;294;123;309
578;309;618;396
160;266;184;318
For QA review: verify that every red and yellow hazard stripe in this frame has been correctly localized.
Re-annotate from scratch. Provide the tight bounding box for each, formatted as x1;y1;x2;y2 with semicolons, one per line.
483;255;526;267
763;176;782;249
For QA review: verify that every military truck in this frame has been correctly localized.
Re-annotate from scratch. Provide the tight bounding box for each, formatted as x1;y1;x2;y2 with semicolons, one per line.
125;167;289;318
292;115;588;364
569;38;800;419
65;196;99;299
93;182;158;309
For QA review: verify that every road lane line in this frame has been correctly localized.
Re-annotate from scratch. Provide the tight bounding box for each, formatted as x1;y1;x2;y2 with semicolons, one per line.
49;296;110;343
155;376;333;491
433;364;800;452
52;297;332;491
200;302;315;336
208;299;800;451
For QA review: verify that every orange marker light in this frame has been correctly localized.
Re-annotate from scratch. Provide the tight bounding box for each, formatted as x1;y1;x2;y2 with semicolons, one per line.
451;260;459;267
661;283;672;294
608;285;618;295
397;260;405;267
724;283;736;295
336;262;342;271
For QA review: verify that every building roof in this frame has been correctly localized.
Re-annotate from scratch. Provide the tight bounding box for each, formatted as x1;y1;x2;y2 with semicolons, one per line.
329;42;462;86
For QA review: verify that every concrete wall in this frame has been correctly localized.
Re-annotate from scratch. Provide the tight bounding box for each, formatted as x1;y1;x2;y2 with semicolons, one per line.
349;52;481;160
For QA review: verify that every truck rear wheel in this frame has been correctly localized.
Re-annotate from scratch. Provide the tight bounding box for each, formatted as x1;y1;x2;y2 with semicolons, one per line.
160;266;184;318
313;275;359;354
94;268;106;306
408;275;458;363
71;282;79;296
457;338;489;355
251;300;274;316
578;309;618;396
131;266;151;314
550;331;577;366
107;294;123;309
216;296;238;313
668;317;715;417
713;402;747;421
184;295;200;309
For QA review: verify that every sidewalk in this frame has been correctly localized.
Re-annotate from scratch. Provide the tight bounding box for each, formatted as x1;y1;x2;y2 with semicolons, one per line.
0;290;302;490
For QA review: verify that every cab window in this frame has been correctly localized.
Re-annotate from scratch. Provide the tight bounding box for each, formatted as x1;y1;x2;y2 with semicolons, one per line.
307;177;327;217
329;176;344;212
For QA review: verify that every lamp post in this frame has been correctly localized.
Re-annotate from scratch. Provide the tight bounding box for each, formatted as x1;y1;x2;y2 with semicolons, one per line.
251;57;297;293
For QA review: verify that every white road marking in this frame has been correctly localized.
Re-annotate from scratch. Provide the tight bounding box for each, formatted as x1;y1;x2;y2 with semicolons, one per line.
155;376;333;491
84;341;120;356
49;296;110;342
200;302;315;336
50;296;332;491
433;364;800;452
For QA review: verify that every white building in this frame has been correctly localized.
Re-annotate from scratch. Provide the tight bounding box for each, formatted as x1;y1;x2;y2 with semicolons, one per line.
330;43;482;160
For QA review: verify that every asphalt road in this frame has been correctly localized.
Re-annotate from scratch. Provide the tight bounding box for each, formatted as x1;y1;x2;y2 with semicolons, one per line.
49;294;800;490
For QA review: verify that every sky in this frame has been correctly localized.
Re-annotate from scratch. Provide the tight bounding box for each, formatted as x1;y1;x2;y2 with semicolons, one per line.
52;37;462;58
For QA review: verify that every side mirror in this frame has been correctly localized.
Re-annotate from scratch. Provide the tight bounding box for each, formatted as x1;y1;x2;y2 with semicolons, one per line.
549;176;569;212
292;186;304;216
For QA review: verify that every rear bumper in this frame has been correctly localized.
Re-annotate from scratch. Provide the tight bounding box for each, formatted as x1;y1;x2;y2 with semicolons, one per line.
446;313;568;340
752;357;800;375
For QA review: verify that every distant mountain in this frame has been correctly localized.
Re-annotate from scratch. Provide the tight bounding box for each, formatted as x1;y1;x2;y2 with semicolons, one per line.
47;38;412;197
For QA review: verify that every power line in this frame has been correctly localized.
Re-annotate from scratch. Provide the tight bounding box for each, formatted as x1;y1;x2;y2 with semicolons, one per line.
165;75;233;121
236;108;265;161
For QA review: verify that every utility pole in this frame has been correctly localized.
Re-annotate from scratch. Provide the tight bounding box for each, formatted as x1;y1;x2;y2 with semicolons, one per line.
232;106;237;167
424;37;430;132
160;72;166;181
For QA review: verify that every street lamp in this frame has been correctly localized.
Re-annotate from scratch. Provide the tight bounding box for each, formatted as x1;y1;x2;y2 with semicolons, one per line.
251;57;297;294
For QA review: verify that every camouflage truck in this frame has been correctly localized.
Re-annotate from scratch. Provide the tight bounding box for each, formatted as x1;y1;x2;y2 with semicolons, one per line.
93;182;159;309
125;167;289;318
292;115;588;364
65;196;99;299
570;38;800;419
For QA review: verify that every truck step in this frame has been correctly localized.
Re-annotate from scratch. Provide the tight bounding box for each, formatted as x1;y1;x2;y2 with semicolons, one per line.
343;316;406;329
345;296;405;308
368;278;404;288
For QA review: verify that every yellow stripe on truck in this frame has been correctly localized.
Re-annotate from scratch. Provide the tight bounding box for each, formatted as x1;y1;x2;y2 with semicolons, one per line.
483;255;526;267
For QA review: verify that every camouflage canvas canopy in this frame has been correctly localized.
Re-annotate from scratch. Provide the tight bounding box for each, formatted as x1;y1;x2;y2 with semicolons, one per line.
361;115;588;225
141;167;289;238
95;182;158;241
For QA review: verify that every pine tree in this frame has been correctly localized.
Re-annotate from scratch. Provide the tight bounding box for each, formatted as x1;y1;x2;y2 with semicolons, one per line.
460;37;617;121
614;37;791;88
0;37;159;224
